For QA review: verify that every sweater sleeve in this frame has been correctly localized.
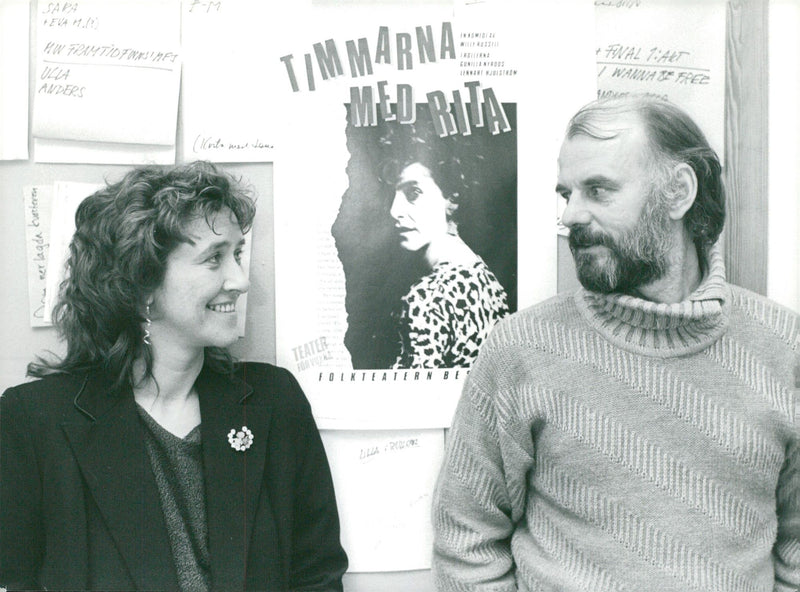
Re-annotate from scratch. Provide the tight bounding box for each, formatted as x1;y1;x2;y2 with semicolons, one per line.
432;350;533;591
773;432;800;591
0;388;44;590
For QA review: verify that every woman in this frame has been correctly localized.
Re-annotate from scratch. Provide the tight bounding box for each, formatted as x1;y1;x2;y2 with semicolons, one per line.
382;132;510;369
0;162;347;591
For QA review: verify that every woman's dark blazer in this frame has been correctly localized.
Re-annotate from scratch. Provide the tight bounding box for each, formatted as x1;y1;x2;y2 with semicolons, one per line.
0;362;348;591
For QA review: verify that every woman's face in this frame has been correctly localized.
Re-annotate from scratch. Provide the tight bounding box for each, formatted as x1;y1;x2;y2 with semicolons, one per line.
148;207;249;356
389;162;450;252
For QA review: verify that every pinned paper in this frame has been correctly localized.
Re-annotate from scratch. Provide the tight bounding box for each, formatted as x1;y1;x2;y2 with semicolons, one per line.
595;0;726;159
180;0;283;163
1;0;30;160
22;186;54;326
33;137;175;165
320;429;445;572
32;0;181;146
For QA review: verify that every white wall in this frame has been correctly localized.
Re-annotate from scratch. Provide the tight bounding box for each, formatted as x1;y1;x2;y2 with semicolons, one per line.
768;0;800;313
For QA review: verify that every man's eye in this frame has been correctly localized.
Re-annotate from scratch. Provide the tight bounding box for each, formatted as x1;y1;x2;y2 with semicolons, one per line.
234;249;244;264
206;253;221;264
588;186;608;198
558;191;570;202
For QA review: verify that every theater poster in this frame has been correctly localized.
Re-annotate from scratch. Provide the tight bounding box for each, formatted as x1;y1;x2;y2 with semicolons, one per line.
272;0;596;429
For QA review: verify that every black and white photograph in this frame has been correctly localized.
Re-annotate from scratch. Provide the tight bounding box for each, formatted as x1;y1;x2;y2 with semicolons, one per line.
332;103;516;370
1;0;797;591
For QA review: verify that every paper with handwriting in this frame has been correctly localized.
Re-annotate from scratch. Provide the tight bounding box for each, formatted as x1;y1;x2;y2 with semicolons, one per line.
180;0;283;163
32;0;181;146
320;429;445;572
595;0;726;159
23;186;54;326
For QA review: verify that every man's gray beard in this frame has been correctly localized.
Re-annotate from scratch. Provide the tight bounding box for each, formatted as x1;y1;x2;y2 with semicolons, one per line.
570;190;674;294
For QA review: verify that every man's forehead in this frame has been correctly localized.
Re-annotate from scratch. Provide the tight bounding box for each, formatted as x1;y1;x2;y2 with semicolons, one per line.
559;117;649;170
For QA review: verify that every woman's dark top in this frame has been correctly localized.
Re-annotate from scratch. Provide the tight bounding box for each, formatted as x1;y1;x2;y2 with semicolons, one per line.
138;405;211;592
0;362;347;591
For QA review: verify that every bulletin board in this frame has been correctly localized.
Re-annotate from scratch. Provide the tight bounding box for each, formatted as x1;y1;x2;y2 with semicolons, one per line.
1;1;796;590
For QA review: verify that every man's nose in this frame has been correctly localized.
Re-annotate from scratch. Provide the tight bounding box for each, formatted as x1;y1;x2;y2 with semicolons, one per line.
560;191;592;228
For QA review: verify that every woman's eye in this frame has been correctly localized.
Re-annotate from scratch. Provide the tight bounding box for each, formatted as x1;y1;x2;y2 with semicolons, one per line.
404;186;422;201
234;249;244;264
206;253;221;265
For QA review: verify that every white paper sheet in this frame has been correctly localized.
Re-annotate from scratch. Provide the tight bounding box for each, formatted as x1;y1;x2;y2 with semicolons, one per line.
320;429;445;572
32;0;181;146
0;0;30;160
33;137;175;165
180;0;279;163
595;0;727;160
22;186;54;326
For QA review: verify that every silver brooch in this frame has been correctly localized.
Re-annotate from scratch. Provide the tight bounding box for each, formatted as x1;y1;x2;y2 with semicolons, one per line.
227;426;254;452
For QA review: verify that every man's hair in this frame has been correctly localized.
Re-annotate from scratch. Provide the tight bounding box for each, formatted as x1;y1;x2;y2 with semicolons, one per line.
566;95;725;252
28;161;256;391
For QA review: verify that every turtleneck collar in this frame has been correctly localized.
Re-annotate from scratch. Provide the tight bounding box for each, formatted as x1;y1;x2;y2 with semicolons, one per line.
574;242;731;357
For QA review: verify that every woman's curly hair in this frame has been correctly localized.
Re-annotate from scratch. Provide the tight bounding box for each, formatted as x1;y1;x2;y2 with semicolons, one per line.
28;161;256;391
376;115;484;227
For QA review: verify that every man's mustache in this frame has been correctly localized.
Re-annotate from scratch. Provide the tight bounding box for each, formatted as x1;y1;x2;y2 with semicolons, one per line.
568;226;615;251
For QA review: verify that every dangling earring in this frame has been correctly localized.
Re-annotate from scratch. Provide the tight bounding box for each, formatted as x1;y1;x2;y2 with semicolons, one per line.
143;304;152;345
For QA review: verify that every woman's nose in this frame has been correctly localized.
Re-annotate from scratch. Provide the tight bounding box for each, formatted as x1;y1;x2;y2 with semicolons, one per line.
224;257;250;294
390;193;405;221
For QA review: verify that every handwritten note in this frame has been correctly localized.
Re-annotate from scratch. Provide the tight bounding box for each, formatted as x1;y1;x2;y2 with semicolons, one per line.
22;186;54;326
320;429;445;572
595;0;726;158
32;0;181;146
1;0;30;160
180;0;282;162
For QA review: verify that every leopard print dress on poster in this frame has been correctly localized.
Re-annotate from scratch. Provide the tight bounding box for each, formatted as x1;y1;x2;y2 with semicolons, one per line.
392;259;509;369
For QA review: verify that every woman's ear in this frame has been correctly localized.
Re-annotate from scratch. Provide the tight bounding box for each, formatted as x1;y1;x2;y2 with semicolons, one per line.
445;198;459;235
668;163;698;221
143;295;155;316
445;198;459;219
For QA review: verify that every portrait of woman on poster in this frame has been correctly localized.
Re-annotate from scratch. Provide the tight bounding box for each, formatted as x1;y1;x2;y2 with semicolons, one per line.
0;162;347;591
379;126;510;369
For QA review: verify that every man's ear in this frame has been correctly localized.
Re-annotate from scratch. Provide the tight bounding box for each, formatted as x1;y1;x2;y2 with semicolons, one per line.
668;162;698;221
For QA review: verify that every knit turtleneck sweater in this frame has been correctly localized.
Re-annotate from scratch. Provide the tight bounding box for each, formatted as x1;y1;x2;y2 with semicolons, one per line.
432;245;800;592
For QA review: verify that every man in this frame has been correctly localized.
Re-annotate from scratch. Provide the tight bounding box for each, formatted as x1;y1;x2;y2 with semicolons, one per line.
432;96;800;591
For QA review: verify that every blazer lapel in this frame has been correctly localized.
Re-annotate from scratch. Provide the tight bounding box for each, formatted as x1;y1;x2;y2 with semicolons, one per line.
61;372;178;591
197;365;271;590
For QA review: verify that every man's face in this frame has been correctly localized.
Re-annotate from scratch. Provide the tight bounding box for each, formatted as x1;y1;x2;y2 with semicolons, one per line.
556;119;674;294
